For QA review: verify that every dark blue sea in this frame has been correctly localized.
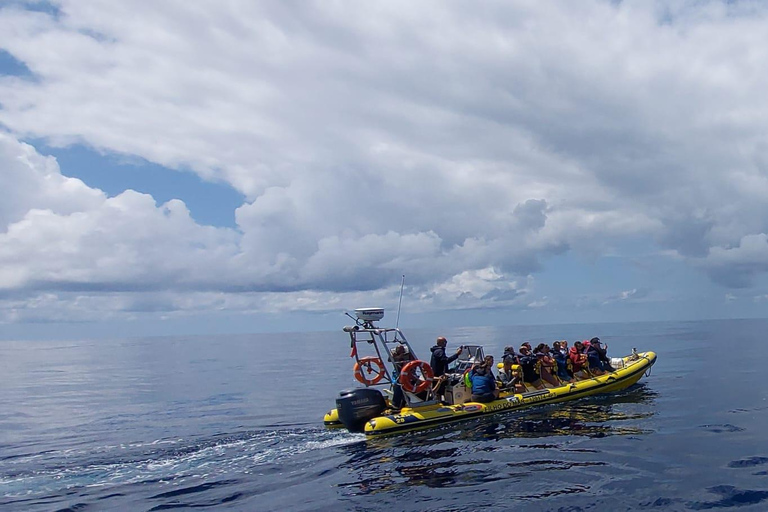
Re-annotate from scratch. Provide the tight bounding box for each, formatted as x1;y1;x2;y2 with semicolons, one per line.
2;318;768;511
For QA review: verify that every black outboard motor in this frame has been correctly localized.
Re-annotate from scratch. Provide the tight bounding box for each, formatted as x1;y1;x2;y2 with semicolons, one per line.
336;388;387;432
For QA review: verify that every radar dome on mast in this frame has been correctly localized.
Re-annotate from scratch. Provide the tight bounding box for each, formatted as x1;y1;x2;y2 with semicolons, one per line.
354;308;384;323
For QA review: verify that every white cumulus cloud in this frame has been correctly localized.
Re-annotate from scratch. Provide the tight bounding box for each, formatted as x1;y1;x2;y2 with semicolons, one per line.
2;1;768;325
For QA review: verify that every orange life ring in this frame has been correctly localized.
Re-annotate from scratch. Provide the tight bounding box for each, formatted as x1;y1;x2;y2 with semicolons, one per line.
399;360;434;394
354;357;385;385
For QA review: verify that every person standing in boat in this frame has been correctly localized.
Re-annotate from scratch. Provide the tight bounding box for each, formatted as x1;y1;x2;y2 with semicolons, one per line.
430;336;462;401
430;336;462;376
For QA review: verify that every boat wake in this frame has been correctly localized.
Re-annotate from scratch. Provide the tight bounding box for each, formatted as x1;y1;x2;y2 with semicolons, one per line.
1;426;362;510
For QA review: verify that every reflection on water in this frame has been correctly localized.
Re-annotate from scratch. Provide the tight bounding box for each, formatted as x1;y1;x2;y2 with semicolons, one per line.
336;384;658;496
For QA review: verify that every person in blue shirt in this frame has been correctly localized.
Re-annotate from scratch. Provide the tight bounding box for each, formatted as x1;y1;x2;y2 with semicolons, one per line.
470;356;499;403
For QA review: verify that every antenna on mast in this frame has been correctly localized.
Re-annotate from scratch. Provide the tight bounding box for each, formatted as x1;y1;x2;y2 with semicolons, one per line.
395;275;405;336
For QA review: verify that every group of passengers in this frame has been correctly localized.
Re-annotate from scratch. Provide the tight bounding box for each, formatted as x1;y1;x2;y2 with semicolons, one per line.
390;335;616;407
469;337;616;401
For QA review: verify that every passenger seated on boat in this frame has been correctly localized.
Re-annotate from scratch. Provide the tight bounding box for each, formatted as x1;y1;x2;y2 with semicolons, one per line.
391;345;413;368
587;337;615;372
498;352;526;393
469;356;499;403
502;345;519;365
569;341;590;378
556;340;575;379
518;346;546;390
390;345;415;409
551;341;574;383
583;339;606;375
534;343;560;387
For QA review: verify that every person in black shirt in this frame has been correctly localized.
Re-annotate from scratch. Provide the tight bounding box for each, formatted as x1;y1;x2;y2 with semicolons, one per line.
588;337;615;372
429;336;462;377
519;345;545;390
430;336;462;401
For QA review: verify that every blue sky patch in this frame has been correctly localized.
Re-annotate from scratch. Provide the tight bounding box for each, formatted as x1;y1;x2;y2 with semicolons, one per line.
0;49;33;78
36;142;245;228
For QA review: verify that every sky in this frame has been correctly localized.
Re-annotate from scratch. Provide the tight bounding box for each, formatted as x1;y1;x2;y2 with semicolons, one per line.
2;0;768;340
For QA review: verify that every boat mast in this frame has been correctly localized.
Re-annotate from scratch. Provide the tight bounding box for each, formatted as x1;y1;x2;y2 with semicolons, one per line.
395;274;405;339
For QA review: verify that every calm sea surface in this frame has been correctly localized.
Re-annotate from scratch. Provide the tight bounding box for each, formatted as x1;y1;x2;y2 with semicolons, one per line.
2;318;768;511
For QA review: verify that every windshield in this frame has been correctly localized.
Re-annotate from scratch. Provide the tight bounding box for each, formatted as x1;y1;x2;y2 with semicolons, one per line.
448;345;485;374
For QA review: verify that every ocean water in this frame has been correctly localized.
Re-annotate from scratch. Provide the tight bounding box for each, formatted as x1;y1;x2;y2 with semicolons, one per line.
2;318;768;511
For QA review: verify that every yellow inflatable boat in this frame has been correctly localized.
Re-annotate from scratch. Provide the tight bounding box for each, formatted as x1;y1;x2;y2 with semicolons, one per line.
324;308;657;437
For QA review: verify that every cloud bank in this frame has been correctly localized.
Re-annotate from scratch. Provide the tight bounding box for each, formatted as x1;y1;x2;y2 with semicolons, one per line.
2;0;768;325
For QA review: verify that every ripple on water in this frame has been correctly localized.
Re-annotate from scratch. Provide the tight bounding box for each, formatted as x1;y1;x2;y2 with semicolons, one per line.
699;424;745;433
688;485;768;510
727;456;768;468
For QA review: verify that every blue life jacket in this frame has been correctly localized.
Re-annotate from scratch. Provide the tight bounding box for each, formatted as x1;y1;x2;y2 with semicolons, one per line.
470;369;495;395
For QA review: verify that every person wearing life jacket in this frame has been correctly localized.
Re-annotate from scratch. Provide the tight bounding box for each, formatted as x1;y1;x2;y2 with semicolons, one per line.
519;345;545;390
469;356;499;403
569;341;589;378
552;341;573;383
502;345;519;365
498;348;526;393
534;343;560;386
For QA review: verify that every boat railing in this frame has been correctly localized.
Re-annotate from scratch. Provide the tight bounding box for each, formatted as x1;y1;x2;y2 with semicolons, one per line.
345;322;443;406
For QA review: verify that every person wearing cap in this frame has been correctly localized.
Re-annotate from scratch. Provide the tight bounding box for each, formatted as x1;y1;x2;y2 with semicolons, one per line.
498;350;526;393
502;346;518;364
534;343;560;386
587;337;614;372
